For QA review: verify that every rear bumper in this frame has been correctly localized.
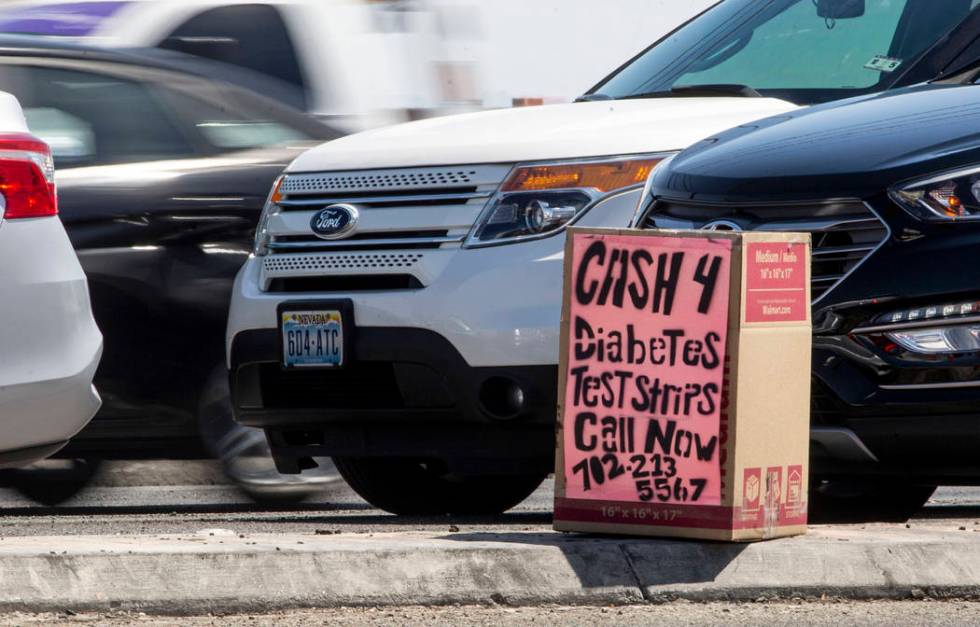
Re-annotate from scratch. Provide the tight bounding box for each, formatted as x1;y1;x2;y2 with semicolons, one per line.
0;217;102;464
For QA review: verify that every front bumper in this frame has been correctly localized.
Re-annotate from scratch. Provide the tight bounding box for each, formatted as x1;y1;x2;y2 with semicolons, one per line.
227;189;643;473
810;326;980;482
230;327;556;474
0;217;102;466
803;194;980;482
230;322;980;480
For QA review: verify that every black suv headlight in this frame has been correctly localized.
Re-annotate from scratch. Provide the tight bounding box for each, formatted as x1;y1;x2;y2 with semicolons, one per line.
890;165;980;220
864;300;980;355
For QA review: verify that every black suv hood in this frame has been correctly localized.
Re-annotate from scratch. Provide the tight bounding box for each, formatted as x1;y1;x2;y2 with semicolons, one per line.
654;84;980;203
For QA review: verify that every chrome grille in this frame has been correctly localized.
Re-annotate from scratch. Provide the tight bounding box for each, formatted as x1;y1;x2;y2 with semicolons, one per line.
277;190;485;209
280;169;481;194
267;165;511;253
263;252;424;275
644;199;889;301
268;231;456;252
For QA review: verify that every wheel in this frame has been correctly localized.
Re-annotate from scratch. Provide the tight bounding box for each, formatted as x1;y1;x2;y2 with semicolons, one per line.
334;457;547;516
198;364;341;503
3;458;102;506
809;478;936;523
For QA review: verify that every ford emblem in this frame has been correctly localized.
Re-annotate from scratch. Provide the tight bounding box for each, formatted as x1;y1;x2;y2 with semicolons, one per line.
310;204;359;240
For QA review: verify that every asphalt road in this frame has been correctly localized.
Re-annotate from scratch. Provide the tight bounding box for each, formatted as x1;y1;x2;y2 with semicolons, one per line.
0;461;976;537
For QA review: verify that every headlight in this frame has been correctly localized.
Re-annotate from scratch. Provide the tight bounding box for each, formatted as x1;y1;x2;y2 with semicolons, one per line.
253;174;285;256
888;325;980;354
890;165;980;220
464;155;667;247
864;299;980;355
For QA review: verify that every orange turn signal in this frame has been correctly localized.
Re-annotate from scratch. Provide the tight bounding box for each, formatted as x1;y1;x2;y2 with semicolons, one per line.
270;175;285;203
501;158;663;193
946;194;963;216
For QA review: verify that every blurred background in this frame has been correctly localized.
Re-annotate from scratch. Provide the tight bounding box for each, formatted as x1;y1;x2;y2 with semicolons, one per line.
0;0;715;127
0;0;714;504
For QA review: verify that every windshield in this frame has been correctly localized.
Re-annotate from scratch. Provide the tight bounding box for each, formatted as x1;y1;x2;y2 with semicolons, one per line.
590;0;979;105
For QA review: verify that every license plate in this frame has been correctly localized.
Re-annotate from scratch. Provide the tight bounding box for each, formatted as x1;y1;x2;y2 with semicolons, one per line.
280;309;344;368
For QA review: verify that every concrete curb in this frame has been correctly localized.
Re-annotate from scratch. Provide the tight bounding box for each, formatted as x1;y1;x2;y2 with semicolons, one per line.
0;526;978;614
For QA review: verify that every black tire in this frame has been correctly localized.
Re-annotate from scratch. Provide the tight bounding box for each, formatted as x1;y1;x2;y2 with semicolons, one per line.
198;364;330;504
334;457;546;516
809;478;936;524
4;458;102;506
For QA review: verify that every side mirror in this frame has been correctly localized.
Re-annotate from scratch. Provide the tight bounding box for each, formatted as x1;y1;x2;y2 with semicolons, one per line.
816;0;865;19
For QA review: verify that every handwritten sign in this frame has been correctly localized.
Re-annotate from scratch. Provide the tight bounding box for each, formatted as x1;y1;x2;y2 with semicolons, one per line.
561;232;732;506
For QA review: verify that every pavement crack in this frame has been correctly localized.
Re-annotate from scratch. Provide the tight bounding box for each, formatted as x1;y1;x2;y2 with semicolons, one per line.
617;543;651;603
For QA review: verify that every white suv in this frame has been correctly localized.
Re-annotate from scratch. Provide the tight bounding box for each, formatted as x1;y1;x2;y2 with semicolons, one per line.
227;0;980;514
0;92;102;466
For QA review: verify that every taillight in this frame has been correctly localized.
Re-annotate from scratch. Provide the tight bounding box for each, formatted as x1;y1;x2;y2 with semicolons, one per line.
0;133;57;220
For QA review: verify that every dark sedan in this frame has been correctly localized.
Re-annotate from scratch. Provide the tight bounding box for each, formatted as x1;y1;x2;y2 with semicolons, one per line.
0;37;339;497
635;81;980;520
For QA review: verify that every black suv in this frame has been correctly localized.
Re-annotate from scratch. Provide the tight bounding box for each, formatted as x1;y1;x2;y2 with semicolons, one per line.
635;81;980;519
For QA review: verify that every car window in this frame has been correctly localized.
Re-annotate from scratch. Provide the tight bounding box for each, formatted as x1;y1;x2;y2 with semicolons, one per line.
160;4;306;93
159;86;311;152
194;119;307;150
23;107;95;160
592;0;978;105
154;80;326;153
0;65;192;167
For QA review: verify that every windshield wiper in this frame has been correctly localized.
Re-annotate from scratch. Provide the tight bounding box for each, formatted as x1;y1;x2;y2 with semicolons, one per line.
620;83;763;100
574;93;614;102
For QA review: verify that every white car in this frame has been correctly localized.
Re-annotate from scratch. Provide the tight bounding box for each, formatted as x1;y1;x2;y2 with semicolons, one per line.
0;92;101;467
227;0;980;514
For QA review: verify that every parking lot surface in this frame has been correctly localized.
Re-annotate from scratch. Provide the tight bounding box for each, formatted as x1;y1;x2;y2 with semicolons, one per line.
0;462;976;537
0;463;978;619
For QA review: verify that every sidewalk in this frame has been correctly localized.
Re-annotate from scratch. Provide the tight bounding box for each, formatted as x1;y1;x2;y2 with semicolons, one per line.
2;523;979;614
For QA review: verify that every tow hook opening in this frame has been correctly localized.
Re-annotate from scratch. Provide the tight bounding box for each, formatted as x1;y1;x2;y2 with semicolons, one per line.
479;376;526;420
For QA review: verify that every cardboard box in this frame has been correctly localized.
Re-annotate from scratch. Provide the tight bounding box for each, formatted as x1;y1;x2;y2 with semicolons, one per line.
553;228;811;542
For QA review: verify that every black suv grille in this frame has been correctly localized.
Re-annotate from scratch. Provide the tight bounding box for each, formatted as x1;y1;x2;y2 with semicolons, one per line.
644;199;889;301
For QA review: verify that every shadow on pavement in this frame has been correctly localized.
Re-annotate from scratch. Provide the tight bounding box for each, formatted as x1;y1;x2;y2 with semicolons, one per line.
440;530;749;588
914;504;980;520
